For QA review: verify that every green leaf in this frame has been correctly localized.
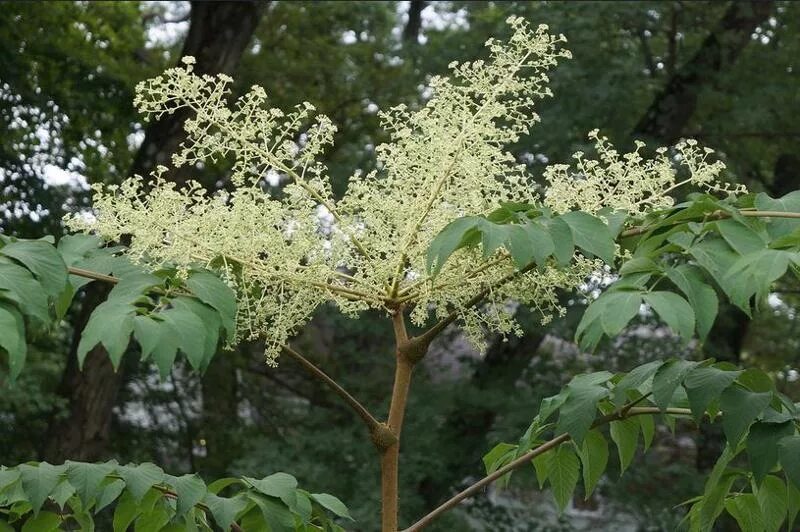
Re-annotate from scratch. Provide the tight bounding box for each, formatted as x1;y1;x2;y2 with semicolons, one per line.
720;385;772;446
77;301;135;369
716;219;766;255
619;257;659;275
788;481;800;530
134;501;171;531
537;391;568;424
747;422;796;484
426;217;483;274
755;191;800;239
683;366;741;422
697;446;738;531
290;490;313;523
613;360;663;407
20;511;60;532
609;417;639;474
49;479;75;509
106;273;162;305
643;291;695;340
779;435;800;489
548;444;580;513
18;463;64;515
170;297;222;371
544;216;574;266
185;271;236;341
756;475;787;532
71;509;96;532
725;494;765;532
158;307;208;371
245;473;297;505
724;249;792;311
113;490;142;532
0;302;27;381
310;493;353;520
118;463;165;502
246;493;295;532
167;474;206;518
665;265;718;341
483;443;517;476
0;262;50;324
598;208;627;237
203;493;248;530
67;461;116;508
640;414;655;452
0;240;67;297
532;449;554;489
556;372;612;445
0;469;20;492
599;291;642;336
578;430;608;499
56;234;104;267
688;236;740;290
518;221;555;266
206;478;240;495
652;359;698;411
558;211;615;264
94;479;125;514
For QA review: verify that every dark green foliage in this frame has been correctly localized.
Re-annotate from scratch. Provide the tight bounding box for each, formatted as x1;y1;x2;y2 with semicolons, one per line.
427;203;621;275
483;359;800;531
0;235;236;381
0;460;351;531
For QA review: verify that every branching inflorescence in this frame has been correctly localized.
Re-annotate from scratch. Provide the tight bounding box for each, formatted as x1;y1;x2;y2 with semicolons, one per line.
67;17;739;364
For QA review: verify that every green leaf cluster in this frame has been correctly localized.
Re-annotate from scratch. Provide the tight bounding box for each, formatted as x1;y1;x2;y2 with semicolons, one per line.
483;358;800;530
0;460;351;531
0;235;237;381
573;192;800;350
426;203;623;275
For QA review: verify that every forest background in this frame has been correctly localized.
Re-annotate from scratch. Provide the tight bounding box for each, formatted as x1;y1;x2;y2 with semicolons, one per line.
1;1;798;530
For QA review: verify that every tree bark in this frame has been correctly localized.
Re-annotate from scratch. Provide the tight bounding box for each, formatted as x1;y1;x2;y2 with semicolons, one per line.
43;1;265;463
402;0;426;44
132;1;267;186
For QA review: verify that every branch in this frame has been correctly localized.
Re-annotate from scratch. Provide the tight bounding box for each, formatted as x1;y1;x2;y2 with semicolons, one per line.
280;344;386;438
68;266;119;284
403;407;692;531
619;209;800;239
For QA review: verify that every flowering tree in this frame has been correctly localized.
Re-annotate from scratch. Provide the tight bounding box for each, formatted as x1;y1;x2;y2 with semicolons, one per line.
2;16;800;531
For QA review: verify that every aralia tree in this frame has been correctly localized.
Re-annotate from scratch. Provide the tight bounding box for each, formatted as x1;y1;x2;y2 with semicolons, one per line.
2;16;800;532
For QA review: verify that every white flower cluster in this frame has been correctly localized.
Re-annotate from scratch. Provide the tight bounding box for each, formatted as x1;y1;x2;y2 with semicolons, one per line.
543;131;743;216
68;17;739;361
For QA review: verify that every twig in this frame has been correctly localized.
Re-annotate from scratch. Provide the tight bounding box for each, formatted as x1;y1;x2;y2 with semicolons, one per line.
68;266;119;284
280;344;383;435
619;209;800;239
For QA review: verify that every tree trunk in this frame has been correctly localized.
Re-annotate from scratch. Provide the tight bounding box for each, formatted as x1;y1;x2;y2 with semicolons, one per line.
43;1;265;463
634;1;773;144
402;0;426;44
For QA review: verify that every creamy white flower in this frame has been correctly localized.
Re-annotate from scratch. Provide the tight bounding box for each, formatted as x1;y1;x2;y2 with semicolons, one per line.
67;17;739;362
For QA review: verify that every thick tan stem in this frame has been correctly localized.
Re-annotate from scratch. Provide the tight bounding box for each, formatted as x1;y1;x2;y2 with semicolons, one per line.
381;310;425;532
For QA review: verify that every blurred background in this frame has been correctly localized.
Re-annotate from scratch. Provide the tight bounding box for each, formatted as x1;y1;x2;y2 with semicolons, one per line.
1;1;798;530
